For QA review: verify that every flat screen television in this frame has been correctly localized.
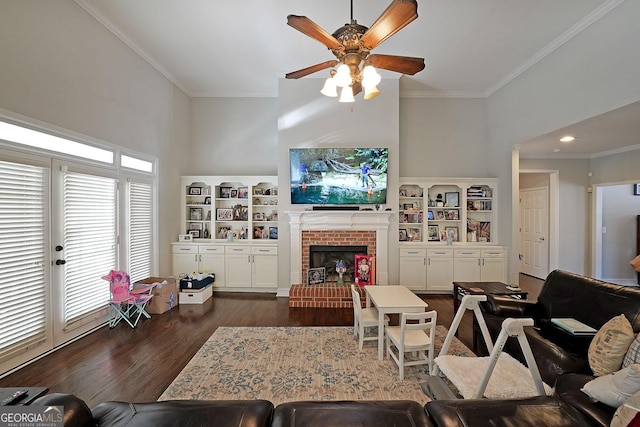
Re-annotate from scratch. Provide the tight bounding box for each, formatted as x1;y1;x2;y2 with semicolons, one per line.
290;147;388;205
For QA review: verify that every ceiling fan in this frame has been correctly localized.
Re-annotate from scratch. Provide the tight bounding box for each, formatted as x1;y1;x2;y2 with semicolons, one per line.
285;0;425;101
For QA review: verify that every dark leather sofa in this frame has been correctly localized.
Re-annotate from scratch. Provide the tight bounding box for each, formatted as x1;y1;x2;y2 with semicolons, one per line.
31;271;640;427
479;269;640;385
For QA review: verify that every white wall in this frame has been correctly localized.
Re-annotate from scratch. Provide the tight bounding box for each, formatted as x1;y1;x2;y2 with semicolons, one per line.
601;184;640;282
276;78;400;290
189;98;278;176
487;0;640;280
0;0;189;276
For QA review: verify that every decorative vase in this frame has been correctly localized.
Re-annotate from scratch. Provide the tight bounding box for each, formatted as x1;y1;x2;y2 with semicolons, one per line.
471;231;477;242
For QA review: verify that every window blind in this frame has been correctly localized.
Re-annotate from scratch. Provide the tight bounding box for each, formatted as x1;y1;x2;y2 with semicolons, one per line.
128;181;153;283
0;160;47;360
63;172;116;326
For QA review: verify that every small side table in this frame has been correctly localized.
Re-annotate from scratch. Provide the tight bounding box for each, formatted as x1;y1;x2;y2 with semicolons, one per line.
0;387;48;406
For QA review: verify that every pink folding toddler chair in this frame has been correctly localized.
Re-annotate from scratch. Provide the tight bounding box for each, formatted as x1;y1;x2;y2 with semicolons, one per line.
103;270;156;328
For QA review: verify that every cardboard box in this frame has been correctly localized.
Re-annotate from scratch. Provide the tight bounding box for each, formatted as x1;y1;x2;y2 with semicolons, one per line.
133;277;178;314
179;285;213;304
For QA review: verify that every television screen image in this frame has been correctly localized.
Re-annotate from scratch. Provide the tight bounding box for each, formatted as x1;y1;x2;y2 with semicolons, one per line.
290;147;388;205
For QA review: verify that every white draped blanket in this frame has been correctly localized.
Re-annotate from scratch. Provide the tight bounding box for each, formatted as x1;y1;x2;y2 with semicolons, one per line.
435;352;552;399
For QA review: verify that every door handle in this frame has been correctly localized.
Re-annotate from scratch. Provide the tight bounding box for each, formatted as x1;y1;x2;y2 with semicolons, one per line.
55;245;64;252
540;237;545;241
56;259;66;265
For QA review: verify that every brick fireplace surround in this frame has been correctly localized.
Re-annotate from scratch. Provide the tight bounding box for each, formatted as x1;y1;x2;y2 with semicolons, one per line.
286;211;392;308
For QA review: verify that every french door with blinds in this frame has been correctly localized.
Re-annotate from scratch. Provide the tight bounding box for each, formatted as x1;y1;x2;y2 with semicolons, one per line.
0;153;155;373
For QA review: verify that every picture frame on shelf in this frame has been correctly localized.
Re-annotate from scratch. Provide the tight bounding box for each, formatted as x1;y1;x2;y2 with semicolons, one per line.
436;210;445;220
445;192;459;207
216;208;233;221
427;225;440;241
399;229;408;241
238;187;248;198
479;221;491;242
269;211;278;221
253;226;264;239
189;207;203;221
220;187;231;198
204;196;211;205
634;183;640;195
445;209;459;220
269;227;278;239
189;222;203;231
217;226;231;239
253;212;264;221
445;226;459;242
399;189;407;197
188;229;200;238
230;189;238;198
427;210;434;220
189;186;202;195
254;188;263;195
408;227;421;241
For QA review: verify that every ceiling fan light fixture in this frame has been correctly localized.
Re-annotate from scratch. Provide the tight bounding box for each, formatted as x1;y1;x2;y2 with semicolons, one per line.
320;77;338;97
364;85;381;100
334;64;352;88
361;65;381;88
338;86;355;103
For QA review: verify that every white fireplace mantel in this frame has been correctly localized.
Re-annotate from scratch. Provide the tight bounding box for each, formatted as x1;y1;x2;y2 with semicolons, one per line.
286;210;392;286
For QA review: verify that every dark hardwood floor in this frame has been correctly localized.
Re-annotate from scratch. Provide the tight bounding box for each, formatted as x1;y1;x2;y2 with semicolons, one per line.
0;274;543;408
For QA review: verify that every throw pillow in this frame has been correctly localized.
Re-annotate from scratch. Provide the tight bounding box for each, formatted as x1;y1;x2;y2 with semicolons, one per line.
610;390;640;427
589;314;635;376
581;364;640;407
624;333;640;369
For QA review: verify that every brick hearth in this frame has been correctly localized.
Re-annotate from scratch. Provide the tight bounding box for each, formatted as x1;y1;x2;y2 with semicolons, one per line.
289;283;367;308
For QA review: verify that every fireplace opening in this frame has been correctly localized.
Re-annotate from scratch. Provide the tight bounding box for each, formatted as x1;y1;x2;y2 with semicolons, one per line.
309;245;367;283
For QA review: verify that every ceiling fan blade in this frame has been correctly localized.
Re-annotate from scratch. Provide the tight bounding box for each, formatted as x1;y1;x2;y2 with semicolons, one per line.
361;0;418;50
367;54;425;75
285;60;339;79
287;15;342;50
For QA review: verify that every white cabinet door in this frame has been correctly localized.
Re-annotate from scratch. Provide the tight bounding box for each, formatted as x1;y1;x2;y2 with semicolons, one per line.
426;249;454;292
453;249;481;282
225;246;252;288
199;245;225;287
172;245;198;277
480;249;508;282
399;248;427;290
253;253;278;288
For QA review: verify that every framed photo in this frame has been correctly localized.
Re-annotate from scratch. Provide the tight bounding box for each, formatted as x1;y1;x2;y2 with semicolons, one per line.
307;267;326;286
188;229;201;238
445;226;459;242
238;187;248;198
436;210;445;220
399;189;407;197
399;229;408;241
189;186;202;195
408;227;421;241
427;225;440;241
204;196;211;205
479;221;491;242
269;227;278;239
253;212;264;221
445;209;459;220
634;183;640;196
220;187;231;198
445;192;460;207
217;226;230;239
253;226;264;239
254;188;263;195
354;254;373;285
189;222;203;231
403;203;414;211
230;189;238;198
216;208;233;221
427;210;434;220
269;211;278;221
190;207;203;221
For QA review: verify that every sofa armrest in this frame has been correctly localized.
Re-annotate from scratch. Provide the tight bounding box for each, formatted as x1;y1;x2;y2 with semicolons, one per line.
32;393;94;427
483;295;539;318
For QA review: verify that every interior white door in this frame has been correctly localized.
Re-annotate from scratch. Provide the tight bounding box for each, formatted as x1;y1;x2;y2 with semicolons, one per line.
520;187;549;279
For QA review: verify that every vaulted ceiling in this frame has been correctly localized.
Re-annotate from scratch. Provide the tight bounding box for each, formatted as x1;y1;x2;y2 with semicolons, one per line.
75;0;638;157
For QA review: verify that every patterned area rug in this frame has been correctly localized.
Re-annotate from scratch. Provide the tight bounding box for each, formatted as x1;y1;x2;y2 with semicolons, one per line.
159;326;473;405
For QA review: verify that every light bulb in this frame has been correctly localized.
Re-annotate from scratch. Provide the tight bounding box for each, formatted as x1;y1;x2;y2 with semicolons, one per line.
364;85;380;100
361;65;381;88
334;64;352;88
338;86;355;103
320;77;337;97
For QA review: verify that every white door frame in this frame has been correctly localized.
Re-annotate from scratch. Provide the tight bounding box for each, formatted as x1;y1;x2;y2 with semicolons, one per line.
512;162;559;281
519;186;549;278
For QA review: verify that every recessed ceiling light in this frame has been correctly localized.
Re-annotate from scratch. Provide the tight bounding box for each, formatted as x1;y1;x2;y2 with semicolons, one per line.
560;136;575;143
